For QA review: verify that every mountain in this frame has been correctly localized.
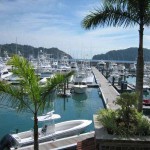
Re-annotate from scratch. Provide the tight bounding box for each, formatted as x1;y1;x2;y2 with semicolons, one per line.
0;43;72;59
92;47;150;61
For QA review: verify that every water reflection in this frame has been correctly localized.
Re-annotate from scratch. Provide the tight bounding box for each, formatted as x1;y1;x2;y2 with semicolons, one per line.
72;93;88;101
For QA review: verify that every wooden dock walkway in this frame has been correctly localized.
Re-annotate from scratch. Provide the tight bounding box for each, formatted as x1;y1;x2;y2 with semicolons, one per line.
92;67;120;110
11;132;94;150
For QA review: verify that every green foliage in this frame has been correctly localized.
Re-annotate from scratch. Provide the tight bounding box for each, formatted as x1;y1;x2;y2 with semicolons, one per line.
115;92;138;108
97;109;118;133
0;55;73;150
97;92;150;137
136;115;150;136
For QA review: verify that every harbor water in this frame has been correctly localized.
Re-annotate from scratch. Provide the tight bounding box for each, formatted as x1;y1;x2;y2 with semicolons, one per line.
0;87;103;139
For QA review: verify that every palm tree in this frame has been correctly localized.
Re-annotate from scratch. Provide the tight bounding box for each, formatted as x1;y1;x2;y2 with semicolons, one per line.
82;0;150;112
0;55;74;150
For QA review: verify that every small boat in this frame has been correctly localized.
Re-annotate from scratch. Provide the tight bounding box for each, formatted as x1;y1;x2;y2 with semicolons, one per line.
8;112;92;148
73;84;87;94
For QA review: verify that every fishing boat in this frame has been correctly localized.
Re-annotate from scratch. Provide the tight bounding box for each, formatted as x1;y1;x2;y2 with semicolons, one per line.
5;112;92;148
73;71;88;94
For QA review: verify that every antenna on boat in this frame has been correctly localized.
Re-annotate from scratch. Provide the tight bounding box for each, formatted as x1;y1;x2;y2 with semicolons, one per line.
15;37;18;54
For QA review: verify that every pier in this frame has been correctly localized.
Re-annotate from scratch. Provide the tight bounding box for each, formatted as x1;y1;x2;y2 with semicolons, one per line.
11;132;94;150
92;67;120;110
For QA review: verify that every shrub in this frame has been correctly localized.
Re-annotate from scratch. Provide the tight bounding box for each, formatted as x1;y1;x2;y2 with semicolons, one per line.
97;92;150;137
97;109;118;134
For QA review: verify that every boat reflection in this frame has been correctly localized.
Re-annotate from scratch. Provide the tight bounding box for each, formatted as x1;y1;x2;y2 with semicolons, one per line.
72;93;88;101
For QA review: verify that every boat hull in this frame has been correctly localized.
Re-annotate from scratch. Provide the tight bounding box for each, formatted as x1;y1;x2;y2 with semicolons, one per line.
73;85;87;94
10;120;92;148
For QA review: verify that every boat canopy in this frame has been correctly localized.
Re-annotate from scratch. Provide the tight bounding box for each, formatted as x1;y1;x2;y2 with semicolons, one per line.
37;114;61;121
32;111;61;122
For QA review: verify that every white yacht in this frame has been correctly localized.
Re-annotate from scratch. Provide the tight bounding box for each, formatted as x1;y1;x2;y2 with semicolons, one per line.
57;55;71;72
73;71;88;94
129;63;136;72
70;61;78;72
85;68;94;84
96;61;106;71
0;66;13;80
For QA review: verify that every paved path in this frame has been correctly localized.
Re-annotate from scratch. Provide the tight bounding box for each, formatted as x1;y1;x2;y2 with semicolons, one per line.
92;67;120;110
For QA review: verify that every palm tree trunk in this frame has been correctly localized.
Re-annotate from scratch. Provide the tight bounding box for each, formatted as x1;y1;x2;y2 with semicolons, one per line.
34;112;39;150
136;24;144;112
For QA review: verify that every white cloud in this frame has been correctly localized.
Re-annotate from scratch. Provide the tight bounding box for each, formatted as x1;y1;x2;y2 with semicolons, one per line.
0;0;150;59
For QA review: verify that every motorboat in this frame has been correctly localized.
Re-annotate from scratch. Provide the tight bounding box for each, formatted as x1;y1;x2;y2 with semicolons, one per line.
73;71;88;94
73;84;87;94
8;112;92;148
0;67;13;80
10;120;92;148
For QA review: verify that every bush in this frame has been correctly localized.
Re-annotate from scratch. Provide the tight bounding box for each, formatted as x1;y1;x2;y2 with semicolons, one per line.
97;92;150;137
97;109;118;134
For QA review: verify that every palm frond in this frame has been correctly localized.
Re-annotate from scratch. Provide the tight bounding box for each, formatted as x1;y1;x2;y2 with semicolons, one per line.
7;55;41;104
82;3;138;29
0;80;34;113
37;71;74;112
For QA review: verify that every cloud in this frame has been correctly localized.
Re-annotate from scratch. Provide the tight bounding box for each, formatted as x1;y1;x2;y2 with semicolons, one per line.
0;0;150;59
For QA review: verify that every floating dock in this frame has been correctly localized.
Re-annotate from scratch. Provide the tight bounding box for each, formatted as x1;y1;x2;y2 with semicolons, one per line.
92;67;120;110
11;131;94;150
113;83;134;93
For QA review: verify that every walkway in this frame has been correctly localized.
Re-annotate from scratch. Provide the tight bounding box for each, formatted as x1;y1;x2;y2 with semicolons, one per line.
92;67;120;110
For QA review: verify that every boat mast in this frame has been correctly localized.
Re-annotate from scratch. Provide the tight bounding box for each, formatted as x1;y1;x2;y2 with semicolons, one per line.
15;37;18;54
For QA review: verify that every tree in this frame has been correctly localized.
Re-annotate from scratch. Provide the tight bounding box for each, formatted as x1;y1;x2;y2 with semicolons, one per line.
82;0;150;112
0;55;74;150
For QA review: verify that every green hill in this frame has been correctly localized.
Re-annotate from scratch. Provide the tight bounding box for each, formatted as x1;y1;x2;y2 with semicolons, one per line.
0;43;72;59
92;47;150;61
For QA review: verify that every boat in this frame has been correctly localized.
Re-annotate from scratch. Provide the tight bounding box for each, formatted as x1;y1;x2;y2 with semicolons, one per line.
70;61;78;72
73;84;87;94
57;55;71;72
8;112;92;148
0;66;13;80
96;61;106;71
143;89;150;105
73;71;88;94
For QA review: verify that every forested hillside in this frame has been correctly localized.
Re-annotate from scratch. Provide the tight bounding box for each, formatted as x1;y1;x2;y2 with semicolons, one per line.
92;48;150;61
0;43;72;59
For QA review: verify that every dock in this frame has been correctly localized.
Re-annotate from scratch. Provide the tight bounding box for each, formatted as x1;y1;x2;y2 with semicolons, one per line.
11;131;94;150
92;67;120;110
113;83;134;93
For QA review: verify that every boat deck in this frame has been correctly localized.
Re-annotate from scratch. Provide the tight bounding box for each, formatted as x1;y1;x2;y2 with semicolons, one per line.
11;131;94;150
92;67;120;110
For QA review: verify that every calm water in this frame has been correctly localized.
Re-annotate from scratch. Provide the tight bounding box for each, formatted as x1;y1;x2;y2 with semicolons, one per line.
0;88;103;138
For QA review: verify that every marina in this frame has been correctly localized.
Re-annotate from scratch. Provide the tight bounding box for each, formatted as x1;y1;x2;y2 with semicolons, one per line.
0;0;150;149
0;55;150;149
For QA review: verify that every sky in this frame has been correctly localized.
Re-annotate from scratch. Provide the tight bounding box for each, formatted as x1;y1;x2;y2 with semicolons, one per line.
0;0;150;59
